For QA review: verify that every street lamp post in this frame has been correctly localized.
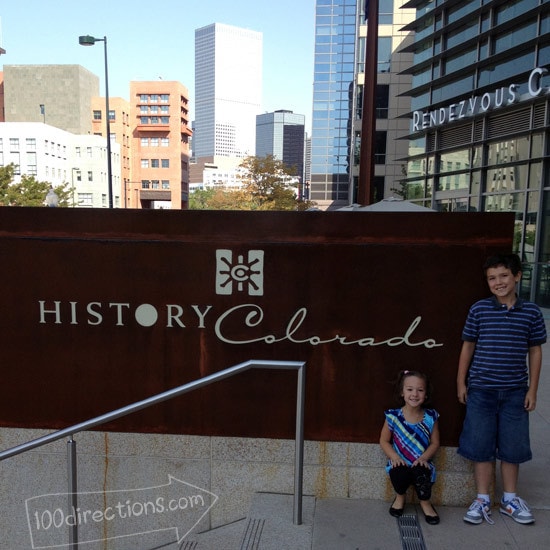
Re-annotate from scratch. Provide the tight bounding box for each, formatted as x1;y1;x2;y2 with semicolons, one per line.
79;35;113;208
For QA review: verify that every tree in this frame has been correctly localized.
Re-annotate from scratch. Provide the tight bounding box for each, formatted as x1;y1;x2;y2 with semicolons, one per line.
0;164;73;207
188;187;217;210
188;155;316;211
239;155;300;210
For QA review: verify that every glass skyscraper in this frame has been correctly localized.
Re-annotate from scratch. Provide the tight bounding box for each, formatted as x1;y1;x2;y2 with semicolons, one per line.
256;110;306;183
310;0;416;209
400;0;550;304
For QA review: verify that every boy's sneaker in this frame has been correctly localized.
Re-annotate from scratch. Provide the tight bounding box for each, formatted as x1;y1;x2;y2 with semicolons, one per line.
500;496;535;524
464;498;494;524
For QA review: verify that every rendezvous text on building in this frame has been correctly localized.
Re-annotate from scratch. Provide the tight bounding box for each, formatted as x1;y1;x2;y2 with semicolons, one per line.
0;209;513;445
413;66;550;131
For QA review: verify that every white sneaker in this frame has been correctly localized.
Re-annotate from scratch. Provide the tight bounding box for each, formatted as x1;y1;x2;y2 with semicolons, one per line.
463;498;494;525
500;496;535;524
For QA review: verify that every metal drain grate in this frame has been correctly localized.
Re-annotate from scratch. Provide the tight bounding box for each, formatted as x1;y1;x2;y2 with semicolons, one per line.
398;514;427;550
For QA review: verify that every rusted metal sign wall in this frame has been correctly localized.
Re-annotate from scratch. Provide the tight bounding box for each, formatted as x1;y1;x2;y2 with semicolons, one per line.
0;209;513;446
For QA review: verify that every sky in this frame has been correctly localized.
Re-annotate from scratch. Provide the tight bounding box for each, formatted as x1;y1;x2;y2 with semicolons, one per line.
0;0;316;132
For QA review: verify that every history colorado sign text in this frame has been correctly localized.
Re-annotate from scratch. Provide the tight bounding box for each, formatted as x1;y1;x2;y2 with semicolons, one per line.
0;209;513;445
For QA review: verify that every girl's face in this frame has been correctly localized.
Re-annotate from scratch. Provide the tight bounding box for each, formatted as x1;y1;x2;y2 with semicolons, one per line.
401;376;427;409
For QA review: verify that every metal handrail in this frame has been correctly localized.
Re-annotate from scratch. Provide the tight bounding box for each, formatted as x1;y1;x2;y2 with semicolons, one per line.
0;359;306;548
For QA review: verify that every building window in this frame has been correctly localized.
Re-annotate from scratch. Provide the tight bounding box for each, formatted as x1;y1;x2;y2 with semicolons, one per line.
12;153;20;173
151;180;160;189
161;105;169;114
141;137;149;146
375;131;387;164
93;110;102;120
160;94;169;103
140;117;149;124
26;138;36;151
75;170;82;182
139;94;148;103
378;37;391;73
150;94;159;103
161;138;169;147
151;159;159;168
78;193;93;206
162;180;170;189
9;138;19;151
161;116;169;124
161;159;170;168
376;85;389;119
141;159;149;168
27;152;37;172
141;180;150;189
88;171;93;182
379;0;394;25
151;137;159;147
108;110;115;121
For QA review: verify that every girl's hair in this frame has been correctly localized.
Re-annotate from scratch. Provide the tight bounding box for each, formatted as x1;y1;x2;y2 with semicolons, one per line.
393;370;433;406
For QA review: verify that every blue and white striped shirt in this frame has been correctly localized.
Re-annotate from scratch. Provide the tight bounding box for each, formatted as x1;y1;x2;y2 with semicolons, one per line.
462;296;547;389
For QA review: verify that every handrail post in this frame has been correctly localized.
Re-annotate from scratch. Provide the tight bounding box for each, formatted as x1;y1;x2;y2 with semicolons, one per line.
293;363;306;525
67;437;78;549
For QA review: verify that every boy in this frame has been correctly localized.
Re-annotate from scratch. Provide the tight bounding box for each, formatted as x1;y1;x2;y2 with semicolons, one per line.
457;253;546;525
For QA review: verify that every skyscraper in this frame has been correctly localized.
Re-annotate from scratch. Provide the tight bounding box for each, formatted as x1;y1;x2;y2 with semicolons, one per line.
256;110;305;182
194;23;262;159
310;0;415;209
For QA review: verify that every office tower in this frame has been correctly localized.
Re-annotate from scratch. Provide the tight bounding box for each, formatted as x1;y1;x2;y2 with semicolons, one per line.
256;110;305;182
129;81;192;209
401;0;550;304
310;0;415;209
194;23;262;159
2;65;99;134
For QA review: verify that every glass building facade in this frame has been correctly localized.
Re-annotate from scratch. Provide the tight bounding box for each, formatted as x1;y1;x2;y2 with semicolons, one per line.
310;0;416;209
400;0;550;304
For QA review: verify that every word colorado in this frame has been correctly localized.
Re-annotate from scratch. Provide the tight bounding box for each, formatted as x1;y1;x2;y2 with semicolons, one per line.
38;301;442;349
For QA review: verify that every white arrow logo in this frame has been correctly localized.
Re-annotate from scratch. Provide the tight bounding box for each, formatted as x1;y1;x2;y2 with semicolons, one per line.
25;475;218;548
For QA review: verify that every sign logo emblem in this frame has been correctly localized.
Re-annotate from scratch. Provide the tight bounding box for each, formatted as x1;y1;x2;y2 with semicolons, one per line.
216;249;264;296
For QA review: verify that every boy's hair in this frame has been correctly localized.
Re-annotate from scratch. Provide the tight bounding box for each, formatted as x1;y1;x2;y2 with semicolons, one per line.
393;370;433;406
483;253;522;276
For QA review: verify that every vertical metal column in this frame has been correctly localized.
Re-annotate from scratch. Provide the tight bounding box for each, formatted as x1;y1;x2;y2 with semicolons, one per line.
293;364;306;525
67;437;78;549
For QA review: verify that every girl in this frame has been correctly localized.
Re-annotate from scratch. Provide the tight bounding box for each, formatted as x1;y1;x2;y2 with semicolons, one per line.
379;370;440;524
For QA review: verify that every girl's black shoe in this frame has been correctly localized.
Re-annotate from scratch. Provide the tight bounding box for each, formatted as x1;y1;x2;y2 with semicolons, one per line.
389;498;404;517
423;507;440;525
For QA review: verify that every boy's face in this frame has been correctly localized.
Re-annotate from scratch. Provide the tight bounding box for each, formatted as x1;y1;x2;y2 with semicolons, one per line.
486;265;521;303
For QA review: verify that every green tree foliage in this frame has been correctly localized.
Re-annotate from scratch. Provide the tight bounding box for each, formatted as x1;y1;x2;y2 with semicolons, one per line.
188;187;217;210
188;155;316;211
0;164;73;207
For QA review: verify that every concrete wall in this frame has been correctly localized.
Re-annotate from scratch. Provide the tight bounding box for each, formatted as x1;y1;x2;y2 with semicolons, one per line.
3;65;99;134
